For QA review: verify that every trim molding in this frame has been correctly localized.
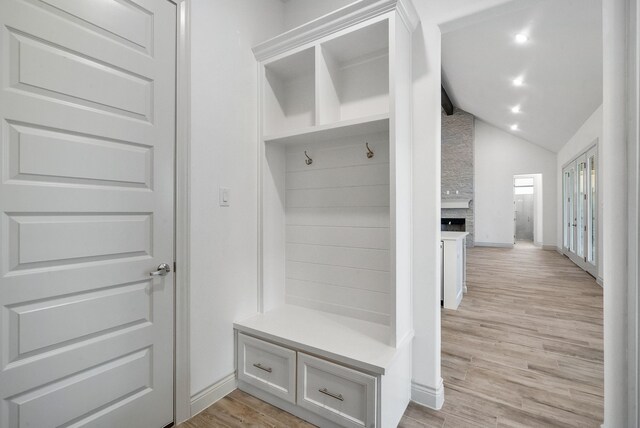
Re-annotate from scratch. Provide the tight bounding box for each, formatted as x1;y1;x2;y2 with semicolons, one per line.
190;373;237;417
474;242;514;248
597;276;604;287
411;379;444;410
252;0;419;61
174;0;191;424
396;0;419;30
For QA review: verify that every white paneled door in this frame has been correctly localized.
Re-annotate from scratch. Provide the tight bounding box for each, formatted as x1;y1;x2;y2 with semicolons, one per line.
0;0;176;427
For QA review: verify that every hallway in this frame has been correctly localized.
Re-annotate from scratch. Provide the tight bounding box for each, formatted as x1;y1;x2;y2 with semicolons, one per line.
406;245;604;427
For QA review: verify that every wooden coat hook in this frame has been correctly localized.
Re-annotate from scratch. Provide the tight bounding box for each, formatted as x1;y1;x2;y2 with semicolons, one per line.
366;142;374;159
304;151;313;165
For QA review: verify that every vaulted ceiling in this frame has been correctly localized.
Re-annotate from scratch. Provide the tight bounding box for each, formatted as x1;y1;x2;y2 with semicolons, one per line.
442;0;602;152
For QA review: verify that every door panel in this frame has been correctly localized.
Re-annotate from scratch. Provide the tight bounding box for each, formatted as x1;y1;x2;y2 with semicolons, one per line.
0;0;176;426
563;149;598;277
515;194;534;241
562;166;576;253
576;160;586;258
587;148;597;270
7;122;152;188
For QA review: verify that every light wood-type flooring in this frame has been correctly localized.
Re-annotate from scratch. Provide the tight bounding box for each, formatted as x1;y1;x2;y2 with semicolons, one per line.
179;244;603;427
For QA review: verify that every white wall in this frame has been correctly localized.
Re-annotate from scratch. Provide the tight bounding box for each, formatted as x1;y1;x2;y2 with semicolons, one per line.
556;105;603;281
189;0;283;398
411;12;444;408
474;120;557;247
602;1;630;424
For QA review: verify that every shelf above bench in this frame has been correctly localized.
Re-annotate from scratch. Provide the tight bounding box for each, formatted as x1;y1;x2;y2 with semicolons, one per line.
263;113;389;145
234;305;402;375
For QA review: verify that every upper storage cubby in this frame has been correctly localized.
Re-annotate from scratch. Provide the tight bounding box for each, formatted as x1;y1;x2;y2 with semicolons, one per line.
263;47;315;137
318;19;389;124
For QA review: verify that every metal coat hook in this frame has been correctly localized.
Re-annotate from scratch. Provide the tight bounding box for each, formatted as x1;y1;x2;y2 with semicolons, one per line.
366;142;374;159
304;151;313;166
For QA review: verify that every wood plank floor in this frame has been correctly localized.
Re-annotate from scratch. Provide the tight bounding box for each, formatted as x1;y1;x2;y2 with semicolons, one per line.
179;245;603;427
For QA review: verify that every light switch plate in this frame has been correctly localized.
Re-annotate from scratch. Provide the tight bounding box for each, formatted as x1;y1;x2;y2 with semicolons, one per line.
219;187;230;207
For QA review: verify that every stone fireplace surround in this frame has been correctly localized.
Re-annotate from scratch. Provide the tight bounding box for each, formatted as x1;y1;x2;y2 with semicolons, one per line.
441;217;466;232
442;108;475;246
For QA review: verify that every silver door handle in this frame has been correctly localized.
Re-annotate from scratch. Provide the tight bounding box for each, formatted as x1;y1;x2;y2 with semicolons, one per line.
149;263;171;276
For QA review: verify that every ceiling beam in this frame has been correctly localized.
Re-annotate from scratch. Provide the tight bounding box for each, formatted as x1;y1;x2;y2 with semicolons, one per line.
441;84;454;116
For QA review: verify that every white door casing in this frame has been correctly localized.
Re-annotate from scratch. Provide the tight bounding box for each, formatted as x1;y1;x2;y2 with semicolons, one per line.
0;0;176;427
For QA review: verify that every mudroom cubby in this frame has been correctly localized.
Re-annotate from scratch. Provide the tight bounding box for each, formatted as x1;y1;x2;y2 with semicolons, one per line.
235;1;418;427
264;47;316;137
318;18;390;124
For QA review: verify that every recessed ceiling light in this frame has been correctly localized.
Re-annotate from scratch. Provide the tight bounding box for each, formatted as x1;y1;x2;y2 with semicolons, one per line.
511;105;521;113
513;77;524;86
515;33;528;43
511;124;519;131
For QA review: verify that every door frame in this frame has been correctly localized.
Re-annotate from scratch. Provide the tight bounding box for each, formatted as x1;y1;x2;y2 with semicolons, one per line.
172;0;192;424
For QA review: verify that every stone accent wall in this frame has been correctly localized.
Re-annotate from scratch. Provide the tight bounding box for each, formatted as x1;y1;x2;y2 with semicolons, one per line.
442;108;475;246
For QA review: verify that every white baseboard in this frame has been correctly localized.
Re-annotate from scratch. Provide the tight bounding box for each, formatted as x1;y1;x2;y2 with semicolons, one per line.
411;379;444;410
474;242;513;248
190;372;237;417
597;276;604;287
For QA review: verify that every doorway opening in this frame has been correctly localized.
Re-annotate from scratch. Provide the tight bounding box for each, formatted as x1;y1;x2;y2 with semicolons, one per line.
513;174;543;247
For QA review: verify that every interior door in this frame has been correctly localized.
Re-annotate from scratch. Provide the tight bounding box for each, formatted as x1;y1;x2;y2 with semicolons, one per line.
0;1;176;427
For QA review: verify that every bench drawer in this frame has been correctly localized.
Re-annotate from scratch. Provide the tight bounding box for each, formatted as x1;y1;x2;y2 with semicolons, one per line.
237;333;296;403
297;353;377;428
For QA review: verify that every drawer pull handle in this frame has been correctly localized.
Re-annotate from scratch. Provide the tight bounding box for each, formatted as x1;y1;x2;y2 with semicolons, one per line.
319;388;344;401
253;363;272;373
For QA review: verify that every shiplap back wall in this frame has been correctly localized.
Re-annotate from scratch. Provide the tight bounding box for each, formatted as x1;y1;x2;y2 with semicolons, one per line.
284;131;391;325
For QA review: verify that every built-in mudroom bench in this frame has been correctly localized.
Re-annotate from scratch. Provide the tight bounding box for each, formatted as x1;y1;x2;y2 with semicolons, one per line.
234;306;410;428
234;1;419;427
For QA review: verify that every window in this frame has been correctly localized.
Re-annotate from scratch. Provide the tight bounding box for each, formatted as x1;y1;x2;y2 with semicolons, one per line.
514;178;534;195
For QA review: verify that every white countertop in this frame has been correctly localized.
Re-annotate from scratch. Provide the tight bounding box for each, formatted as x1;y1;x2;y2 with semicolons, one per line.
441;231;469;241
